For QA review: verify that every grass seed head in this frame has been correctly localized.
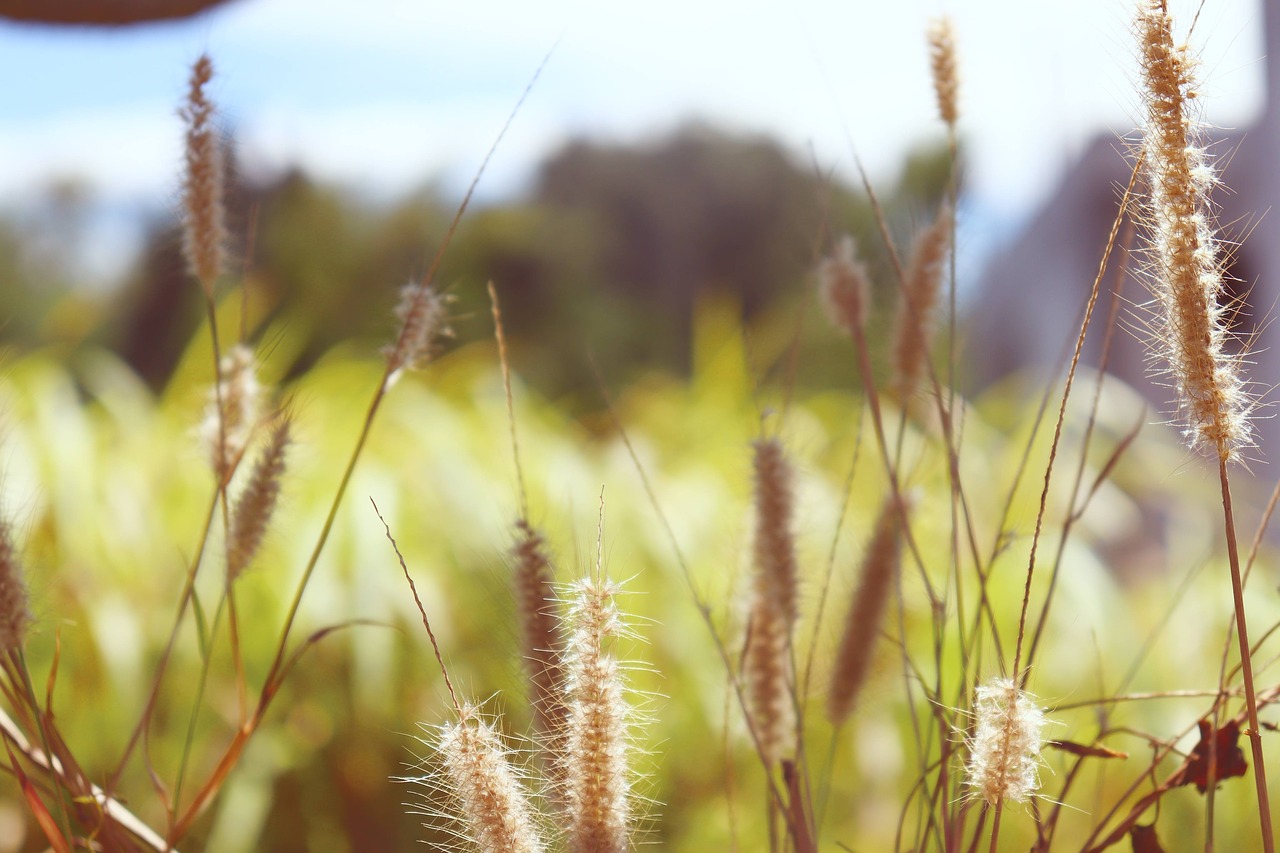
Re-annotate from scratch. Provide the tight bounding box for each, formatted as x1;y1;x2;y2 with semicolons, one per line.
893;205;951;402
826;494;908;725
227;415;291;582
385;281;451;383
561;576;632;853
928;17;960;127
203;343;261;482
1135;0;1252;460
0;518;31;651
965;677;1047;807
439;709;546;853
180;53;227;295
819;235;873;336
512;521;567;751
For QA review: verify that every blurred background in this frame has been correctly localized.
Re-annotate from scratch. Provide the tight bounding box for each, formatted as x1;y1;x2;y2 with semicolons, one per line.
0;0;1276;850
0;0;1267;401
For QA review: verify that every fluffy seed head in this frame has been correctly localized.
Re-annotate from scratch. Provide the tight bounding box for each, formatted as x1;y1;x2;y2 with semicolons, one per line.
826;495;908;725
1136;0;1251;460
965;677;1046;807
227;416;290;582
819;236;873;335
928;17;960;127
439;709;546;853
203;343;261;482
180;53;227;294
0;517;31;651
561;577;631;853
385;281;451;383
893;206;951;402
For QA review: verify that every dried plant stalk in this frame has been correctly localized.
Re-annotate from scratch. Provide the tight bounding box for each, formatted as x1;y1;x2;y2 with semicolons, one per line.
180;53;227;295
826;495;907;725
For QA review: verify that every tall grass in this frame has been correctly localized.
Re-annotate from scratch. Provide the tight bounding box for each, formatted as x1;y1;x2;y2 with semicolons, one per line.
0;2;1276;850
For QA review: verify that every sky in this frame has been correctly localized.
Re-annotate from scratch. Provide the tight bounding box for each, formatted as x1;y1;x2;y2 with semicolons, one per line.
0;0;1268;277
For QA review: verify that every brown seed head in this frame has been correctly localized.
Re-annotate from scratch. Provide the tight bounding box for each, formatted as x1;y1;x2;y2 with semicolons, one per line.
512;521;566;749
819;235;872;335
227;416;290;582
893;206;951;402
826;495;908;725
752;438;799;629
180;53;227;295
0;518;31;651
928;17;960;127
744;597;794;767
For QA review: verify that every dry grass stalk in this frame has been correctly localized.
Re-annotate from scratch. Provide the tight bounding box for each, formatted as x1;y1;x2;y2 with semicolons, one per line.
180;53;227;295
385;281;451;382
440;709;546;853
965;677;1046;807
1136;0;1250;460
825;495;907;725
512;521;566;747
203;343;261;482
0;516;31;651
893;206;951;402
227;415;291;582
561;577;631;853
927;17;960;128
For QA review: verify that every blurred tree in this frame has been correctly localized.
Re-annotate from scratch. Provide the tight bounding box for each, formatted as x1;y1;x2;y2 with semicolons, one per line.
99;123;955;398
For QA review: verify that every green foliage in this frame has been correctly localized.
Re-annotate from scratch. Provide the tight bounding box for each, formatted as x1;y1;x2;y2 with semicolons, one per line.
0;292;1273;849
